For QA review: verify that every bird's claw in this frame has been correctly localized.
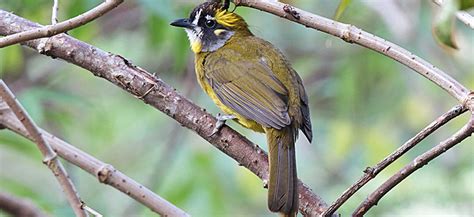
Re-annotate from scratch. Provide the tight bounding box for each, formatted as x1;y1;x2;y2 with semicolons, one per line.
210;113;236;136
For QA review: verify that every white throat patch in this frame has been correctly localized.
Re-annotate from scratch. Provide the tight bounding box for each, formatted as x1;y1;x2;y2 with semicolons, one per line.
185;8;203;50
185;28;202;43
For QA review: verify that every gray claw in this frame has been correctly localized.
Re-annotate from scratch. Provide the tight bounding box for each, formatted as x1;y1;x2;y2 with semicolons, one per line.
210;113;236;136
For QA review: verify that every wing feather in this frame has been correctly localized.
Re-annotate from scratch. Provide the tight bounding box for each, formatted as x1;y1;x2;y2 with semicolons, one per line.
205;54;290;129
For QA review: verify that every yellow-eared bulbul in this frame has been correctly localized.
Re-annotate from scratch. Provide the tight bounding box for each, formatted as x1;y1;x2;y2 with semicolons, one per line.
171;1;312;216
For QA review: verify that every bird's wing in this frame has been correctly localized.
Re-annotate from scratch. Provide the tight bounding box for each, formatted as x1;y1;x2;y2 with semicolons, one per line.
204;51;291;129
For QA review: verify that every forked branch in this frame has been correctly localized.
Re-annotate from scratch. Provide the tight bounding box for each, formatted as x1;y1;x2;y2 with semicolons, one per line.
353;115;474;216
322;105;467;216
0;101;190;217
0;81;87;217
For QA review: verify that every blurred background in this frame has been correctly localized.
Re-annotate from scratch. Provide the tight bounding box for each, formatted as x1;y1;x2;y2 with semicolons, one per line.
0;0;473;216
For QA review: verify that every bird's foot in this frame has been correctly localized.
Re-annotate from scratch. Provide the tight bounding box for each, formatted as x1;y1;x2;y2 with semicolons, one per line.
211;113;236;136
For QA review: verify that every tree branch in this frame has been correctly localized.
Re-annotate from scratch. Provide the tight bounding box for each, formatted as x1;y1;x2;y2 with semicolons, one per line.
352;114;474;216
0;80;87;217
0;10;330;216
0;0;123;48
233;0;470;104
0;192;48;217
2;1;472;215
322;105;467;216
0;102;190;217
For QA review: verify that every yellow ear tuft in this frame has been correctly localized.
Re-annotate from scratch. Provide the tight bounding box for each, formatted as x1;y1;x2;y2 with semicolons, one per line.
215;9;242;27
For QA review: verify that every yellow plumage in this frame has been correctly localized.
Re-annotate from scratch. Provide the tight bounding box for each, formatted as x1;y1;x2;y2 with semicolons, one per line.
215;9;241;27
191;41;202;53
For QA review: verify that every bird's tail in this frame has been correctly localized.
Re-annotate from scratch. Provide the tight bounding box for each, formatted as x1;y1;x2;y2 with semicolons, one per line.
266;127;298;217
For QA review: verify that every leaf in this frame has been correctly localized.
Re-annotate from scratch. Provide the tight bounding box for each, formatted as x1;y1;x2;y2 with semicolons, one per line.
433;0;459;49
334;0;352;21
459;0;474;10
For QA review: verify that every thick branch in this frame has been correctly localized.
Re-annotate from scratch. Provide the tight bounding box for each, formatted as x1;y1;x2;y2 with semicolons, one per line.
0;10;329;216
234;0;470;104
0;192;48;217
352;115;474;216
0;104;190;217
0;0;123;48
0;81;87;217
322;105;467;216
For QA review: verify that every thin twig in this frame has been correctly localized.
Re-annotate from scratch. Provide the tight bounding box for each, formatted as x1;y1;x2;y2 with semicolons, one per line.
0;10;330;216
322;105;467;216
352;115;474;216
52;0;59;24
433;0;474;29
0;102;190;217
0;80;87;217
0;192;48;217
234;0;470;104
0;0;123;48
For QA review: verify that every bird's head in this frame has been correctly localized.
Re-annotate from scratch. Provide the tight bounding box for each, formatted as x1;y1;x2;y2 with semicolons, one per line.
170;0;251;53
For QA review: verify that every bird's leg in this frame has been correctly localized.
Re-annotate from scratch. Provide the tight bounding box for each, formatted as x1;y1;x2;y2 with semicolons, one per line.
211;113;236;136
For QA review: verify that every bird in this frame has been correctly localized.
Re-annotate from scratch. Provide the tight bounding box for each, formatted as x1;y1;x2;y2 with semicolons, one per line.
170;1;312;216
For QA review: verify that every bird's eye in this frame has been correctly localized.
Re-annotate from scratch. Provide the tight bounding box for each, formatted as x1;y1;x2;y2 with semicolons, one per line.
205;20;216;28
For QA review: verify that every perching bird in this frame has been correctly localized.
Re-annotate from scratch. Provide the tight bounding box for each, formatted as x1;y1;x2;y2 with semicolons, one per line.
171;1;312;216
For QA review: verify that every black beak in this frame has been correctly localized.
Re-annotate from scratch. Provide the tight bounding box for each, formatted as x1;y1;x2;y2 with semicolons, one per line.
170;18;193;29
